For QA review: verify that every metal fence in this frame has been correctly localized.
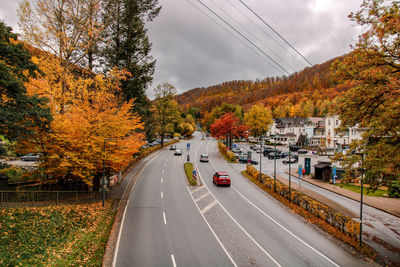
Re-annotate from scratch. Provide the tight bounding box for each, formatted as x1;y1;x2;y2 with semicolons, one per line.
0;190;107;207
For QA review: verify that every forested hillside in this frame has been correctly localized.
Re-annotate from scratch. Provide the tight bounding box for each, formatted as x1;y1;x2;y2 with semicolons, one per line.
175;55;349;117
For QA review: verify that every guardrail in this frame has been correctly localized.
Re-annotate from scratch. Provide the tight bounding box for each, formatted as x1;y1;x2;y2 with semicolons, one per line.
0;190;106;207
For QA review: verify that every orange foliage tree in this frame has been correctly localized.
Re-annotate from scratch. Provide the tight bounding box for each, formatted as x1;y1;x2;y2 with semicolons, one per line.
23;53;145;185
210;113;248;150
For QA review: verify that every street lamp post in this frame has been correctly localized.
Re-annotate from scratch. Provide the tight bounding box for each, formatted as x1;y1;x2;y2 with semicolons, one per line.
259;137;263;183
357;152;365;247
274;135;277;192
288;142;292;202
102;139;106;207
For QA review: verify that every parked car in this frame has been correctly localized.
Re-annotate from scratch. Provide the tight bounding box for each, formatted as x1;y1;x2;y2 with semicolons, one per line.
267;152;283;159
237;156;258;165
200;153;209;162
283;157;298;164
213;171;231;186
174;149;182;156
231;147;243;154
297;149;308;154
264;149;281;157
281;152;298;158
21;153;40;161
169;145;176;150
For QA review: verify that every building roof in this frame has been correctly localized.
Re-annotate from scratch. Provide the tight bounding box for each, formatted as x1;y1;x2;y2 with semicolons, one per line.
314;163;331;169
275;117;307;127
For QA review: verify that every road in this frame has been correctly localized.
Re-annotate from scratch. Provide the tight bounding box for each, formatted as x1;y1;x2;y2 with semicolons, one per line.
114;132;377;266
234;143;400;264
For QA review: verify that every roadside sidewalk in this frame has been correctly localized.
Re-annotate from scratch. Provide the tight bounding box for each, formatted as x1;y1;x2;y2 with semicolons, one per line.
286;169;400;218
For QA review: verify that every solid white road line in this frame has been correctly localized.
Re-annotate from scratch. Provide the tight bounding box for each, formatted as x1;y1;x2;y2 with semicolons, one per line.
161;191;163;199
231;187;339;267
112;150;162;267
206;140;338;267
186;186;237;267
200;141;281;267
171;254;177;267
163;212;167;225
195;191;210;202
201;199;218;214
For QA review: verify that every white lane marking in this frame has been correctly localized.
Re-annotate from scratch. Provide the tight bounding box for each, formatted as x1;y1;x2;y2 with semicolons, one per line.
162;169;165;174
195;191;210;202
171;254;177;267
201;199;218;214
197;141;281;267
186;186;237;267
206;139;338;267
161;191;163;199
113;151;162;267
231;187;340;267
191;185;204;194
163;212;167;225
161;178;163;183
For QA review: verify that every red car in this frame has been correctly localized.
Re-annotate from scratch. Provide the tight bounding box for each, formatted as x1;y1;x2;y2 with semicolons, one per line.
213;172;231;187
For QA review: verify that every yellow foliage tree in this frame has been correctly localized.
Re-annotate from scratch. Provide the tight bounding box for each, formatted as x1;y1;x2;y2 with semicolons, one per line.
244;104;273;137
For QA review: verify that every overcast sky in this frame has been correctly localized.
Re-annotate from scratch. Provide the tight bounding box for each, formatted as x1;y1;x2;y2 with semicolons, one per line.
1;0;363;98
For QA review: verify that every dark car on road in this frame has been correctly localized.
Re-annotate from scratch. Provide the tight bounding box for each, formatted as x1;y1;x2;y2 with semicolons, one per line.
200;153;209;162
213;171;231;186
21;153;40;161
174;149;182;156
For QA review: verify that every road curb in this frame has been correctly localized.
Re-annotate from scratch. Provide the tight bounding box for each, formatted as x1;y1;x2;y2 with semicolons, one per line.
102;149;164;267
284;171;400;218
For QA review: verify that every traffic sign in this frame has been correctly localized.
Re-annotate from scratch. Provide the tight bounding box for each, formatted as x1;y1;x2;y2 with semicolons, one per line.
193;170;197;175
187;143;190;151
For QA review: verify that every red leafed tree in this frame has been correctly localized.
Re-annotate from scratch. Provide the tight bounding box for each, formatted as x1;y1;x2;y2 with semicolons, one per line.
210;113;248;149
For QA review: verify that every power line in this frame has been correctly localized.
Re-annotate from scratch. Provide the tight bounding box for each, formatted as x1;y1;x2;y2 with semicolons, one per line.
224;0;305;69
184;0;283;74
237;0;314;67
194;0;290;75
207;0;298;72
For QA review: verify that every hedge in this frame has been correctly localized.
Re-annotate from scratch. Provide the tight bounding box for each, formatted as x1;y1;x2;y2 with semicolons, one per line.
244;165;376;257
218;142;237;163
184;163;197;186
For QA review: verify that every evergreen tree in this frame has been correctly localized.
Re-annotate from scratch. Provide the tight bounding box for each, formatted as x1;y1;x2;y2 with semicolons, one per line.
0;22;51;141
102;0;161;138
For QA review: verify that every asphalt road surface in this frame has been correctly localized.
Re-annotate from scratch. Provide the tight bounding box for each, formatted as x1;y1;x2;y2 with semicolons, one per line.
114;133;379;266
233;143;400;264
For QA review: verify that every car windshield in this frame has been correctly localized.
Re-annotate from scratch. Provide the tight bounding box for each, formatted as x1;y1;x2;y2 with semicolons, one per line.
219;175;229;178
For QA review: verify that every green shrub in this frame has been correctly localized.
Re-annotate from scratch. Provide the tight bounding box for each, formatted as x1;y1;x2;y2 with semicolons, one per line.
184;163;197;186
388;180;400;198
218;142;237;163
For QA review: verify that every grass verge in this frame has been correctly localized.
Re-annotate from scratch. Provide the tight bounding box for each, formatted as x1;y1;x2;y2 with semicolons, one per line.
184;163;197;186
241;170;377;259
335;183;388;197
0;201;115;266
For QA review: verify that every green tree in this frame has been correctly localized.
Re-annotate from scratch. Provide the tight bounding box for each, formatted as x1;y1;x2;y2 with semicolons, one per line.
152;83;180;146
244;104;273;137
332;0;400;189
103;0;161;135
0;22;51;142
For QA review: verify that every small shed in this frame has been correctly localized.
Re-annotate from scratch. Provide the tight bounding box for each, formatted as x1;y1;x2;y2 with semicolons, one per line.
314;163;331;182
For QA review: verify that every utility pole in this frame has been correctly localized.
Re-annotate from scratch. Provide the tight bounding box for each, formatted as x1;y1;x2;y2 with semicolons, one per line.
359;153;364;247
102;140;106;207
259;137;263;183
274;135;277;192
288;142;292;202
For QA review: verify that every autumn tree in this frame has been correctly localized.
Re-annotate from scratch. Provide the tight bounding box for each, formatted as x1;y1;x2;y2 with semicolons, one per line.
332;0;400;189
152;83;180;146
244;104;273;137
0;21;51;143
210;113;248;150
24;54;144;185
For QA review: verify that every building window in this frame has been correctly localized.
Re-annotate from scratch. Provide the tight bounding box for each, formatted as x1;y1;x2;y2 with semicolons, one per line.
336;120;339;126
